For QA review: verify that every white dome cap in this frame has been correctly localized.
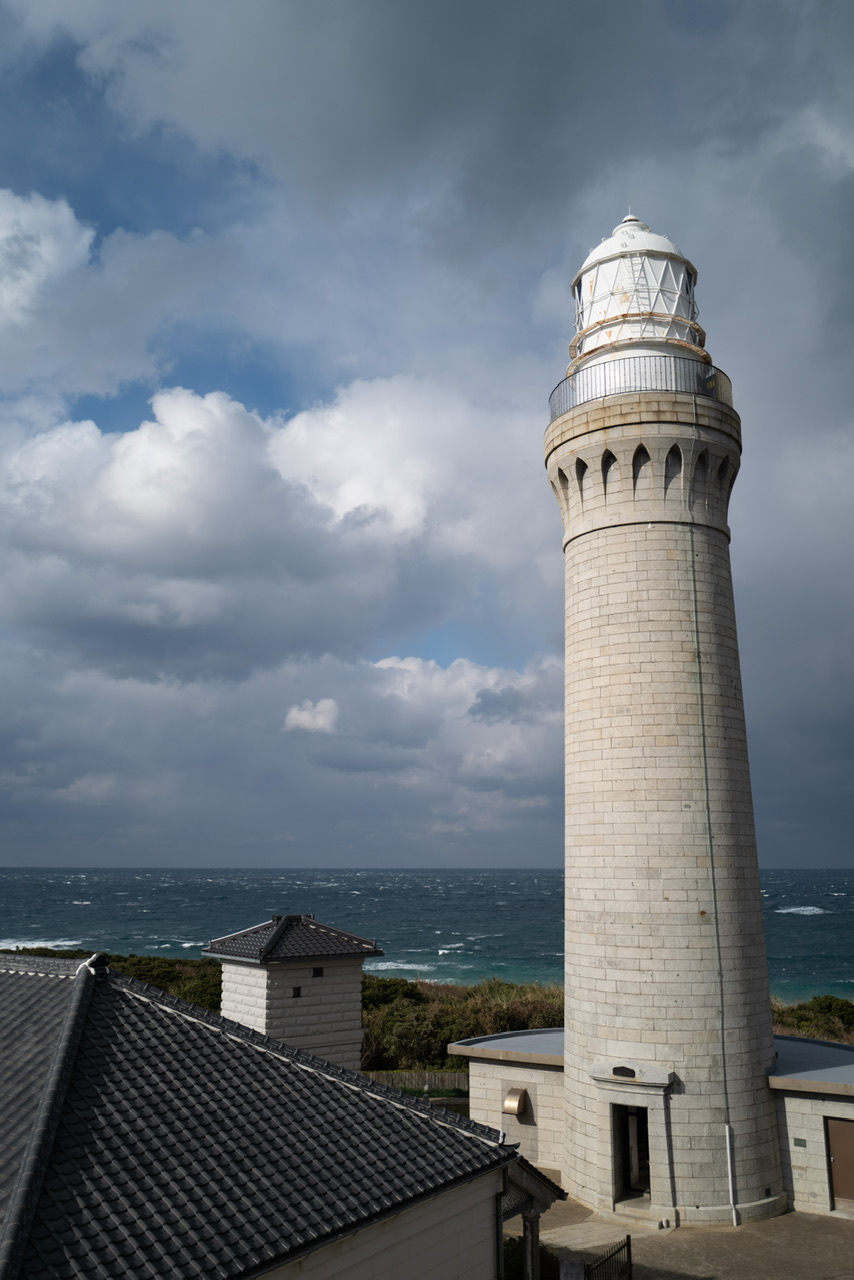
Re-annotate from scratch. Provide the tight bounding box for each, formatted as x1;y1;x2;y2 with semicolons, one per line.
574;214;696;284
567;213;705;366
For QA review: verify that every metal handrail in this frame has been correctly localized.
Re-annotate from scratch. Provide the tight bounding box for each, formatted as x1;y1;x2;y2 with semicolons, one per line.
549;355;732;422
584;1233;632;1279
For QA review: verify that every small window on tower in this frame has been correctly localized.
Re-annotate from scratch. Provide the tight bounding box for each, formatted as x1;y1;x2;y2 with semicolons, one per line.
292;986;302;998
312;967;324;978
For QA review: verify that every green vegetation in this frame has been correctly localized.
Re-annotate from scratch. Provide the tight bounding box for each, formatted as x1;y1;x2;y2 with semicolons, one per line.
361;973;563;1070
8;949;854;1061
772;994;854;1045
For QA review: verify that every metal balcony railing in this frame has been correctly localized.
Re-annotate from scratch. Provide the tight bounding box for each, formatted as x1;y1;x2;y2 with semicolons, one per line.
548;355;732;422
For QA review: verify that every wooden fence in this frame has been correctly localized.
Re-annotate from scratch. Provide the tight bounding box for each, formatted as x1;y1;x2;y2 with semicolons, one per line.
361;1070;469;1092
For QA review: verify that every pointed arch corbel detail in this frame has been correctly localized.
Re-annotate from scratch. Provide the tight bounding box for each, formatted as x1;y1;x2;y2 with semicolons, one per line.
632;444;652;500
602;449;619;500
664;444;683;499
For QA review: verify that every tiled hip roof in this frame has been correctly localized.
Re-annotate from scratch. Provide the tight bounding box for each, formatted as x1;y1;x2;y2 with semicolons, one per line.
203;913;383;962
1;961;513;1280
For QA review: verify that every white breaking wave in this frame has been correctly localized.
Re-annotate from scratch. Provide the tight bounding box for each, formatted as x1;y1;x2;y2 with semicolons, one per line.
0;936;84;949
365;960;436;972
775;906;828;915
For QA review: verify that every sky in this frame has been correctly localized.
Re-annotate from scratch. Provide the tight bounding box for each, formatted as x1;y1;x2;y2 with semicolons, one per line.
0;0;851;870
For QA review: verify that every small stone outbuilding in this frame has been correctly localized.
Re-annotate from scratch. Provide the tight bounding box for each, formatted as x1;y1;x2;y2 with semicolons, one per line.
203;913;382;1070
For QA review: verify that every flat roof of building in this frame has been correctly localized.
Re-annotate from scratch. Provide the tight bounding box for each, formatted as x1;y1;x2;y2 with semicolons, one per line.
450;1028;854;1096
769;1035;854;1097
449;1028;564;1066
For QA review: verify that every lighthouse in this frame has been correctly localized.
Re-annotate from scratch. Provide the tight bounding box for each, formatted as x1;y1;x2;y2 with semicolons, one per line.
544;215;785;1224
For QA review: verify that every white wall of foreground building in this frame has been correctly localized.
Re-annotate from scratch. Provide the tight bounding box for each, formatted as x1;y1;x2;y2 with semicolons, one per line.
260;1172;504;1280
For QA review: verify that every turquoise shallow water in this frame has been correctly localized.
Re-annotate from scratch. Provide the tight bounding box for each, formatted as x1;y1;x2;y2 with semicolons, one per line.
0;867;851;1001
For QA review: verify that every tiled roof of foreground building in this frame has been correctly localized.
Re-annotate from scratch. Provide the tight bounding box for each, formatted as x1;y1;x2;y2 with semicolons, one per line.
0;953;540;1280
203;914;383;962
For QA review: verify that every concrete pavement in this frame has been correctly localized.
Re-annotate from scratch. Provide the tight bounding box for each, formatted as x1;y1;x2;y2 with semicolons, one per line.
527;1192;854;1280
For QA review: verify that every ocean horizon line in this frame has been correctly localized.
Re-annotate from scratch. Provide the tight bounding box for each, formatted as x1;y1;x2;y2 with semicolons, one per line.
0;864;844;873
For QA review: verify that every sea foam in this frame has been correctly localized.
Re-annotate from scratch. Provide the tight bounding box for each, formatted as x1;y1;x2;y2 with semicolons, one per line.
0;937;84;949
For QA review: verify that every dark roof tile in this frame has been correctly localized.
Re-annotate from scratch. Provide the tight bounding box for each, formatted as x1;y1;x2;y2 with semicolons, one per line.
1;964;514;1280
0;966;77;1231
202;914;383;962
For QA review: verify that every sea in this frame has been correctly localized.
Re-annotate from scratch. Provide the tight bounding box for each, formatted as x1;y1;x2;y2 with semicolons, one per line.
0;867;851;1005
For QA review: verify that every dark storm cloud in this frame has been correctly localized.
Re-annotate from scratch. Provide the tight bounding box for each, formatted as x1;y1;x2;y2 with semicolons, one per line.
0;0;850;867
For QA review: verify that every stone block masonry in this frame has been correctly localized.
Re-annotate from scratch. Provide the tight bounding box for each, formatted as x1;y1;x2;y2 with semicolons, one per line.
775;1091;854;1214
547;389;783;1223
467;1060;565;1170
220;954;366;1071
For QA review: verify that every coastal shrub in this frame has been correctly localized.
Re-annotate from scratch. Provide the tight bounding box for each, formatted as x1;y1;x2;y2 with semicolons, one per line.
108;955;223;1011
362;973;427;1009
361;975;564;1070
772;994;854;1045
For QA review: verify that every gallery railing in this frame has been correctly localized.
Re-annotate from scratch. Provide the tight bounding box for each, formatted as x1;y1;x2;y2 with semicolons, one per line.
549;356;732;421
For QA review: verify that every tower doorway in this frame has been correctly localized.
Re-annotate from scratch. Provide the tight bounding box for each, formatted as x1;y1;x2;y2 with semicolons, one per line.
613;1105;650;1202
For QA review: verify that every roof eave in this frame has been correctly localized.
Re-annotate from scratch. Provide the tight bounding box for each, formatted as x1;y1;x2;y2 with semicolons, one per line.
202;947;384;964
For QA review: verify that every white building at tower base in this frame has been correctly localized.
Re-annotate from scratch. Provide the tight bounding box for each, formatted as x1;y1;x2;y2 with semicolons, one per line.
451;1028;854;1223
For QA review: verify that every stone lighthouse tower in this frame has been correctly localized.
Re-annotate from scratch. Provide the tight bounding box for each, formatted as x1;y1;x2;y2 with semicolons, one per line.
545;215;784;1224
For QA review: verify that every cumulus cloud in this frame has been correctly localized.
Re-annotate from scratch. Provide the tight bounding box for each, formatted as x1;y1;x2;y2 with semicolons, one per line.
0;190;238;399
0;190;92;317
0;387;392;674
0;377;562;679
284;699;339;734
